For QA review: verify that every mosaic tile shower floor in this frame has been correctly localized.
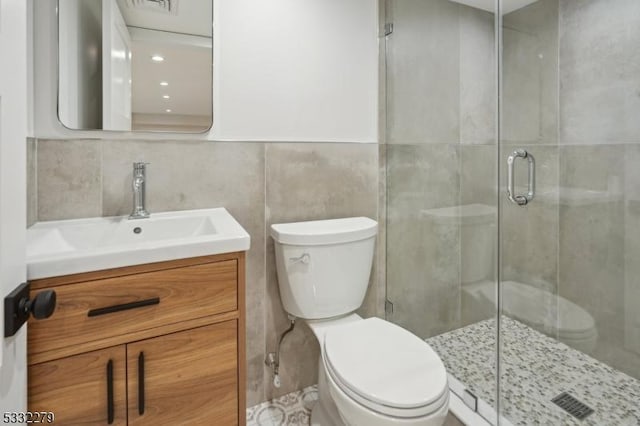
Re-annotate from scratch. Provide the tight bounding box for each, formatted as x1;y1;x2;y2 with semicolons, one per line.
427;317;640;426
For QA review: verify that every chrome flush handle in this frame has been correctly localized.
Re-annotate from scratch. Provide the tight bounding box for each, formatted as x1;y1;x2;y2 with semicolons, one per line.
289;253;311;265
507;149;536;206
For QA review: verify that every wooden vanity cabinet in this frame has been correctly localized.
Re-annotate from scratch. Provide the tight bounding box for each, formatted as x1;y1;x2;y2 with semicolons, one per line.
27;252;246;426
29;346;127;425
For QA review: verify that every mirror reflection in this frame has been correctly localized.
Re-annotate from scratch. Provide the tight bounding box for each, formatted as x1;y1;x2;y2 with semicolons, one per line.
58;0;213;133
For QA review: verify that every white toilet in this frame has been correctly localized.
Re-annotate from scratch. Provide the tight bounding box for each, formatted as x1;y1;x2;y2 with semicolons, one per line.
464;279;598;353
421;204;598;352
271;217;449;426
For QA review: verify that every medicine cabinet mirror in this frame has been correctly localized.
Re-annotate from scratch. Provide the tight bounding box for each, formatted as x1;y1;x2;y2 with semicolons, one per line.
57;0;213;133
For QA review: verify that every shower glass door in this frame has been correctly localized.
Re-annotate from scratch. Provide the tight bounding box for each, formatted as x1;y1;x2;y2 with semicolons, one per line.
384;0;500;423
385;0;639;424
498;0;640;424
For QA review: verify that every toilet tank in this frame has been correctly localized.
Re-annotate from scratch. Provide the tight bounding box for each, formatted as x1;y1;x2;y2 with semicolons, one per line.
270;217;377;320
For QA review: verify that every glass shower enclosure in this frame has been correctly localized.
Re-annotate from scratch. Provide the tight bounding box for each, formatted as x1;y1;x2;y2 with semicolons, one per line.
384;0;640;424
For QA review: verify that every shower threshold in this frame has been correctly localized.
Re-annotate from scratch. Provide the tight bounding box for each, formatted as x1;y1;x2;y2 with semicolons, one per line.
426;317;640;426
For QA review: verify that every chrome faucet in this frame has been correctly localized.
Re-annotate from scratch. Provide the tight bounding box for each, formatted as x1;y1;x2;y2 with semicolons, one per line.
129;162;150;219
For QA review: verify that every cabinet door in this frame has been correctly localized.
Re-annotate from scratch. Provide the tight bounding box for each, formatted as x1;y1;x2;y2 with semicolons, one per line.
29;346;127;425
127;321;238;426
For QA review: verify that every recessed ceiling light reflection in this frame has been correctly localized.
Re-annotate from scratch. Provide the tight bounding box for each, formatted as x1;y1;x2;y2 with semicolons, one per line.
162;95;170;99
151;55;165;62
166;109;172;113
160;81;169;86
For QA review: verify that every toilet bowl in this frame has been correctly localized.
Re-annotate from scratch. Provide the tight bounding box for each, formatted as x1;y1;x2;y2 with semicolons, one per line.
271;217;449;426
421;203;598;353
464;279;598;352
321;317;449;426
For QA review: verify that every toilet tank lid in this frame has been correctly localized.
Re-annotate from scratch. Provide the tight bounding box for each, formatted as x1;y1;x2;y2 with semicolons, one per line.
270;217;377;245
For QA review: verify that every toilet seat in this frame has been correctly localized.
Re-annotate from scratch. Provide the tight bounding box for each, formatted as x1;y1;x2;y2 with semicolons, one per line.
323;318;449;418
468;280;598;339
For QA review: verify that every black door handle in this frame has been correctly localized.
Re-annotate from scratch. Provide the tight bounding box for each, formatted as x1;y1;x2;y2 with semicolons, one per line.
106;359;114;424
138;352;145;415
87;298;160;317
4;282;57;337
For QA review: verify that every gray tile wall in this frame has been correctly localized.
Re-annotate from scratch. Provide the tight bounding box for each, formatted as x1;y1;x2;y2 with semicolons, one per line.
385;144;462;339
557;144;637;376
459;6;496;145
623;144;640;373
27;138;38;227
555;0;640;378
500;0;560;304
499;0;640;379
385;0;640;382
29;139;382;406
385;0;496;339
385;0;461;145
503;0;559;145
385;0;495;146
37;139;103;220
559;0;640;145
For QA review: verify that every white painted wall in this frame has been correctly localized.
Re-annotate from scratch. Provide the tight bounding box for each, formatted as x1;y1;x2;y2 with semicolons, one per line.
33;0;379;142
211;0;378;142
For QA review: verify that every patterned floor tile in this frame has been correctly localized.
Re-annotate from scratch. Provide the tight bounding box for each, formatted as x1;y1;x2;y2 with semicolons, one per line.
247;385;319;426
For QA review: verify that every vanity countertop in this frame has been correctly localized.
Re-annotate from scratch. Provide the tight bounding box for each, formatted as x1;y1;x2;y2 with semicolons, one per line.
27;208;250;279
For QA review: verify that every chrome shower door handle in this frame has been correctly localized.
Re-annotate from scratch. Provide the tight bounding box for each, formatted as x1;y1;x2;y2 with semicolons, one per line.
507;149;535;206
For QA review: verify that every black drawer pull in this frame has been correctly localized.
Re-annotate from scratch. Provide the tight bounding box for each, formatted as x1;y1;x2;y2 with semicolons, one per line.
138;352;145;415
106;359;114;424
87;298;160;317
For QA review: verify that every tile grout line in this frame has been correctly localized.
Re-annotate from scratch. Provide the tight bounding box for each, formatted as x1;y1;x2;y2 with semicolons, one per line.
262;142;269;404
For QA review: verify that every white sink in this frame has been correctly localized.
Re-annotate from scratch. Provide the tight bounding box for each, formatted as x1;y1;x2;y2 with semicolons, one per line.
27;208;250;279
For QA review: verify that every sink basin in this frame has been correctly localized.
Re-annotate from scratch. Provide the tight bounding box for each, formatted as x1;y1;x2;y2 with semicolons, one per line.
27;208;250;279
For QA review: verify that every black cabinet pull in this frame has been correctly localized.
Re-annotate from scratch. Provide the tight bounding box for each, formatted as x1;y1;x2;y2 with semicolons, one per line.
87;298;160;317
106;359;114;424
138;352;145;415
